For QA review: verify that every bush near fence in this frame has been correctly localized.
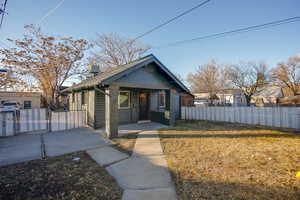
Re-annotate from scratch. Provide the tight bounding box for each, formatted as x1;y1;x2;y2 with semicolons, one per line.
0;109;86;137
181;106;300;129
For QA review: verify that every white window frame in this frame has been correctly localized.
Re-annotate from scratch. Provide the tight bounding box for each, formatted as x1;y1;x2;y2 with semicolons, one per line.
118;90;131;109
158;90;166;108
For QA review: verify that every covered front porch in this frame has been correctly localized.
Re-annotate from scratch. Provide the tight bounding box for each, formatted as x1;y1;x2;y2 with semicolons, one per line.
104;84;178;138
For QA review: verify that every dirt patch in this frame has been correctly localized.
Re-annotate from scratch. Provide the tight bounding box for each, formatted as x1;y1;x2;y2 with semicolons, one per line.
0;152;122;200
159;120;300;200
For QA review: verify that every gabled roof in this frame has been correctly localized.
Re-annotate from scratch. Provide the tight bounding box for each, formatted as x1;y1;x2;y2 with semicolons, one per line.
63;54;190;93
252;86;283;98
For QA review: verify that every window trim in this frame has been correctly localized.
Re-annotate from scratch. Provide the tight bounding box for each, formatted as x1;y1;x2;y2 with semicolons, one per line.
158;91;166;108
118;90;131;109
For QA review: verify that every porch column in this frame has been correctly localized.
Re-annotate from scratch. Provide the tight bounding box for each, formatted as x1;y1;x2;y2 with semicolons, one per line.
105;84;119;138
169;89;176;126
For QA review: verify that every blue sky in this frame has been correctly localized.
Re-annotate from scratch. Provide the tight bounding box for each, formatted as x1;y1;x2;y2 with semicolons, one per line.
1;0;299;81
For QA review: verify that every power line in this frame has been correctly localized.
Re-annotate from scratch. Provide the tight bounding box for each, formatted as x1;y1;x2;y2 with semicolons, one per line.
155;15;300;49
132;0;211;41
0;0;8;30
37;0;65;24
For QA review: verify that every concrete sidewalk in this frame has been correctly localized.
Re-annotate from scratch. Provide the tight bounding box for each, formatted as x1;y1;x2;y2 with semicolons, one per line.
87;122;177;200
86;122;177;199
0;134;42;166
0;128;111;167
107;130;177;200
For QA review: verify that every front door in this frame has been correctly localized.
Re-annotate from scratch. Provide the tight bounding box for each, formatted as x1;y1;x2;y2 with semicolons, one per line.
139;92;149;120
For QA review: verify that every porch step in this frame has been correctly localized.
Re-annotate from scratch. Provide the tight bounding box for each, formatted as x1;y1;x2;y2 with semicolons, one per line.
137;120;151;124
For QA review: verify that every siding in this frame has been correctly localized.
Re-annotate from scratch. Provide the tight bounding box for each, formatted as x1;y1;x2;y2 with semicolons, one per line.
175;93;180;119
150;91;158;112
131;90;139;122
116;64;179;90
94;91;105;128
0;92;41;109
119;109;132;124
87;90;95;127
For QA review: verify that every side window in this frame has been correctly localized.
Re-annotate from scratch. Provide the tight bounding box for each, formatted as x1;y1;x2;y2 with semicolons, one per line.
119;91;130;109
159;91;165;108
24;101;32;109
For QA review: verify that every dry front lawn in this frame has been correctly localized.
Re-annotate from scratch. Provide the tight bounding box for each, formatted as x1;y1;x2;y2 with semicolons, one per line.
159;120;300;200
0;152;122;200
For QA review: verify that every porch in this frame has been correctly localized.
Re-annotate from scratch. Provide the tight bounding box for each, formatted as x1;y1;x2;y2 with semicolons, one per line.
98;121;168;137
104;84;178;138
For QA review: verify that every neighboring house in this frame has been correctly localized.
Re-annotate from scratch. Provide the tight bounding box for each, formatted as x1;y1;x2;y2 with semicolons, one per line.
181;93;194;106
193;90;247;106
58;86;69;107
194;87;286;107
216;89;245;106
63;54;191;137
0;91;41;109
193;92;210;106
251;86;283;106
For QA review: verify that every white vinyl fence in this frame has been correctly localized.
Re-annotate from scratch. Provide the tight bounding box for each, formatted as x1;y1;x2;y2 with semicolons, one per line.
51;111;85;132
181;106;300;129
19;109;48;133
0;109;86;137
0;112;14;137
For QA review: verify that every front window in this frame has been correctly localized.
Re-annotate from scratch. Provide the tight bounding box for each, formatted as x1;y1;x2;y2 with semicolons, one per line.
119;91;130;109
24;101;32;109
159;91;165;107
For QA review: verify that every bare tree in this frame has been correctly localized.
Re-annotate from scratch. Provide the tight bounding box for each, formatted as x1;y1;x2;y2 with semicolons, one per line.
0;66;19;89
0;24;90;108
272;54;300;96
89;33;150;71
226;62;268;106
187;60;226;94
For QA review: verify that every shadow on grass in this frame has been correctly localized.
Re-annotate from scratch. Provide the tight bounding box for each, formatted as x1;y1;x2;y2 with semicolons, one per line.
169;170;300;200
156;132;300;139
113;131;300;140
0;152;122;200
111;133;138;155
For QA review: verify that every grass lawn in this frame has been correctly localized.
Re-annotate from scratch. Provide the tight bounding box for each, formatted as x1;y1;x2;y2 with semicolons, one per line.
0;152;122;200
159;120;300;200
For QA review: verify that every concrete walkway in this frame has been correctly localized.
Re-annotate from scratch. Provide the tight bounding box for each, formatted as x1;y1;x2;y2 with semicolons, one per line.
88;122;177;200
0;128;111;167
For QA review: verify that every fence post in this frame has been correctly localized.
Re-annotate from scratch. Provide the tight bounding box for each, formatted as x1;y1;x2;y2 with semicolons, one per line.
2;113;6;136
13;111;16;135
47;108;52;132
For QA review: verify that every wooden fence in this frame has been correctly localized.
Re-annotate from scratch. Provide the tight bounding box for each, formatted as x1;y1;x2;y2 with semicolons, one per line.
181;106;300;129
0;109;86;137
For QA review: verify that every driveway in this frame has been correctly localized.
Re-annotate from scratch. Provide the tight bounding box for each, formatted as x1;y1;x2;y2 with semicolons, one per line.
0;128;111;167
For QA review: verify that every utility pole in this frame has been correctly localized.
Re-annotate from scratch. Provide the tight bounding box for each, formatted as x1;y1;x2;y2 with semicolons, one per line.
0;0;8;30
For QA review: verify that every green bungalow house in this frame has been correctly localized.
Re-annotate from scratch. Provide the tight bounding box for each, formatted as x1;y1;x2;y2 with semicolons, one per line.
63;54;191;138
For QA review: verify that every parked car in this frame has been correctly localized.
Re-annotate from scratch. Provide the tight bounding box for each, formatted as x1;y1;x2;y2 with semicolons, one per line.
0;102;21;112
